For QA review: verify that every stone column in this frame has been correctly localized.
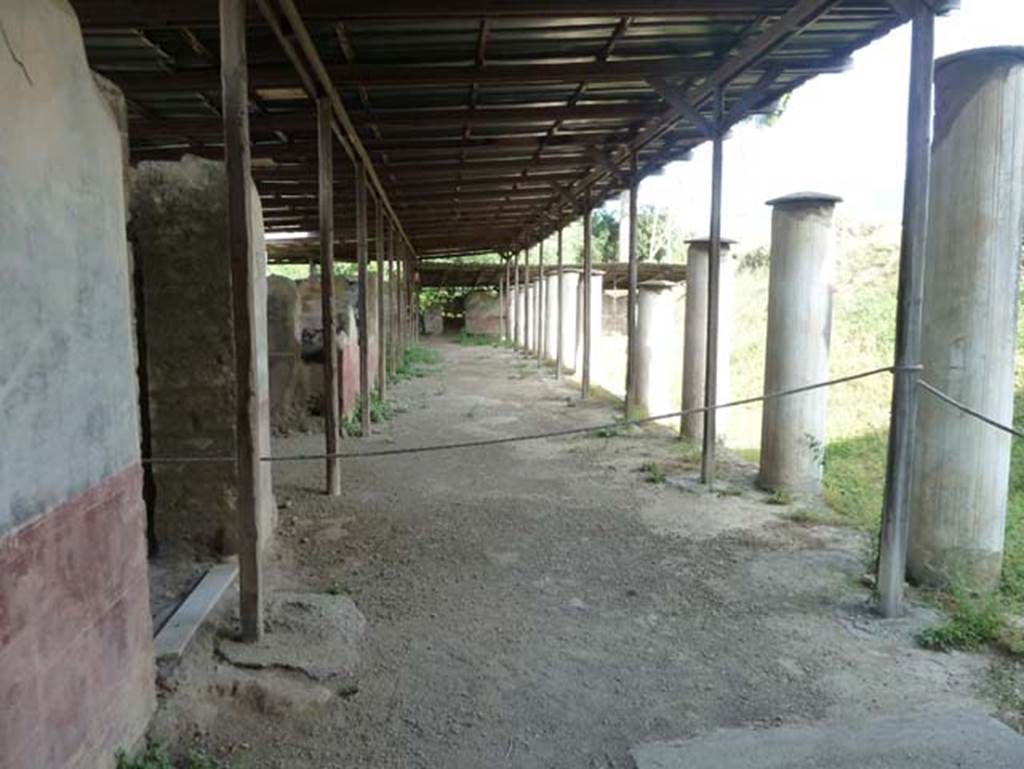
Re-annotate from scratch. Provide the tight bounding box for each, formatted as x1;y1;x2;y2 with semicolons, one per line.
758;192;840;493
560;268;582;374
908;48;1024;589
575;270;605;379
681;238;736;443
636;281;679;418
545;272;559;362
524;281;535;351
515;284;525;348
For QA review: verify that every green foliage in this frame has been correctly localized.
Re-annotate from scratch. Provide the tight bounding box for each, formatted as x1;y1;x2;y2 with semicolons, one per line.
591;209;620;263
917;584;1006;652
640;461;667;484
766;489;793;506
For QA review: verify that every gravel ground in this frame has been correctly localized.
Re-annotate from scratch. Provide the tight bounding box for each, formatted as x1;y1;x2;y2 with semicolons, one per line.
151;338;1000;768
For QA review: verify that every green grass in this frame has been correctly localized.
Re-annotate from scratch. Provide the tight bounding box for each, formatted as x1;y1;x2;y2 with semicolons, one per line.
766;489;793;506
456;329;510;348
917;584;1006;652
787;508;848;526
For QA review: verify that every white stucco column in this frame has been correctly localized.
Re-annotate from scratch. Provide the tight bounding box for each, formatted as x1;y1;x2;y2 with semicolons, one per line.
525;280;536;351
681;238;736;443
515;284;525;348
758;192;840;493
636;280;679;419
908;47;1024;589
575;270;604;378
560;268;581;374
545;273;559;362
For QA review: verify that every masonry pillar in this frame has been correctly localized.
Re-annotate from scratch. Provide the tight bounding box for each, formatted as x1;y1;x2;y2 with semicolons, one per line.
758;193;840;493
636;281;679;418
681;238;736;443
908;48;1024;589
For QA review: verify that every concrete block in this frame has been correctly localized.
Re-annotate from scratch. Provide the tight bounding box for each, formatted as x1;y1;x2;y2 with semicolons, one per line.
629;709;1024;769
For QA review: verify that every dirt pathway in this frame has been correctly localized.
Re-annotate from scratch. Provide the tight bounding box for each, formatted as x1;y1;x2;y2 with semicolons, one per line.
154;338;997;768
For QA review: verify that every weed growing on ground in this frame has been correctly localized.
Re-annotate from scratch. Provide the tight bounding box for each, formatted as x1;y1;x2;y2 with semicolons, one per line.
641;461;667;484
117;745;220;769
327;579;349;596
786;508;846;526
390;345;442;383
117;745;172;769
676;440;703;466
766;489;793;506
342;389;400;436
917;583;1007;652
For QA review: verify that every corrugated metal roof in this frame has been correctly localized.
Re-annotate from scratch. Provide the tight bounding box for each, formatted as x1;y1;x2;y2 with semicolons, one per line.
71;0;909;258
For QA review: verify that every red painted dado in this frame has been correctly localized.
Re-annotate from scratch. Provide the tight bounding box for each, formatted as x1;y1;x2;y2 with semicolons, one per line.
339;340;379;417
0;465;155;769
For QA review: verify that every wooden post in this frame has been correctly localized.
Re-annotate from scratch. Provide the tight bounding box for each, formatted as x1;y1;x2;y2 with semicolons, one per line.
625;154;640;415
556;228;564;380
355;165;371;436
523;247;531;354
513;252;520;348
582;189;593;399
396;241;405;361
537;240;545;365
219;0;263;642
401;252;413;342
700;88;725;487
376;203;387;400
316;98;341;496
878;5;935;618
500;260;507;340
387;223;397;377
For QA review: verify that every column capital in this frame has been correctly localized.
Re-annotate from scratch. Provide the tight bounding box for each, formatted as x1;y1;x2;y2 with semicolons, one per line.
766;191;842;208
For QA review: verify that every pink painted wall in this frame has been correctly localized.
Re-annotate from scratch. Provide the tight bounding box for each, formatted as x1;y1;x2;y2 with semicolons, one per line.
0;3;155;765
0;468;154;769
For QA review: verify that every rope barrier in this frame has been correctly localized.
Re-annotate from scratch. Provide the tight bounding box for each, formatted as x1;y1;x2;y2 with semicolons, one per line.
142;364;898;465
918;379;1024;441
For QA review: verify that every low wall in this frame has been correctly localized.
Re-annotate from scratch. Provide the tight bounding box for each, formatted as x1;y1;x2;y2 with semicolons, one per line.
0;1;154;765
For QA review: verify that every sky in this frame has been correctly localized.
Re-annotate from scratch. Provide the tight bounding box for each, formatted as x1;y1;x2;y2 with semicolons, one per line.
634;0;1024;249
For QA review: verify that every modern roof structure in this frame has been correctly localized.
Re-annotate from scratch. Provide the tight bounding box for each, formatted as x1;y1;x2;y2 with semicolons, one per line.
74;0;916;259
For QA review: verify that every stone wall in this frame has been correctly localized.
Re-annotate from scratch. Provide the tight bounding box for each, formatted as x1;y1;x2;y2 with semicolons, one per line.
130;156;274;555
465;291;501;335
0;1;155;766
